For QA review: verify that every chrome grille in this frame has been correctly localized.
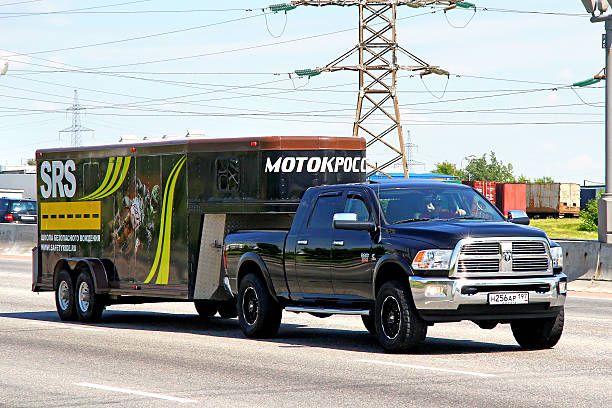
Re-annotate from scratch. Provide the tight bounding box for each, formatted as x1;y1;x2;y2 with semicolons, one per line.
461;242;500;256
455;239;551;276
512;241;546;255
513;258;549;271
457;259;500;273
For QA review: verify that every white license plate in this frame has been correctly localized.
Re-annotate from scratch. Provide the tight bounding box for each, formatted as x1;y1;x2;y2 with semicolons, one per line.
21;216;35;220
488;292;529;305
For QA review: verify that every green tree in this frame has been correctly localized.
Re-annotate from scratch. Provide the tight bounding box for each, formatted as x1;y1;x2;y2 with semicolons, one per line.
517;174;530;183
533;176;555;183
26;158;36;166
464;151;515;182
578;193;602;232
431;161;467;179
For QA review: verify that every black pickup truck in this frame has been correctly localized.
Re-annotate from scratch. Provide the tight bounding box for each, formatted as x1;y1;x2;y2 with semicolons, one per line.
224;180;567;352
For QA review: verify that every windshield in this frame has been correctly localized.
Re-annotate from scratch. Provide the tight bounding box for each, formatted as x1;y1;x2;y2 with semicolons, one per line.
9;201;36;213
377;186;504;224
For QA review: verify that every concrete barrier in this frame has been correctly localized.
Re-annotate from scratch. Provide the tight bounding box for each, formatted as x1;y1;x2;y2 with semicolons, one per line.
0;224;36;256
554;239;612;282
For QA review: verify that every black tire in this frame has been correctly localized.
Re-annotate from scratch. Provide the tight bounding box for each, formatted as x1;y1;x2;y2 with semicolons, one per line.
194;300;217;318
511;307;564;350
217;300;238;319
74;270;105;323
361;313;376;335
374;280;427;352
238;273;282;338
55;270;76;321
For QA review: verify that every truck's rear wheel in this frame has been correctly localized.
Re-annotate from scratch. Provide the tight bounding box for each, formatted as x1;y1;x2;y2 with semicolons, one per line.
374;280;427;352
511;307;564;349
55;270;76;321
217;300;238;319
238;273;281;338
194;300;217;318
75;270;105;323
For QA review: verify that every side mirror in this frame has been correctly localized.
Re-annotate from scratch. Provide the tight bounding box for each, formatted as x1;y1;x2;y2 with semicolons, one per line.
507;210;530;225
333;213;376;232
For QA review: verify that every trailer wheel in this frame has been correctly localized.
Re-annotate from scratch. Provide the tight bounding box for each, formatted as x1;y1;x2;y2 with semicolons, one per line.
217;300;238;319
238;273;281;338
194;300;217;318
55;270;76;321
361;313;376;335
75;270;105;323
511;307;564;349
374;280;427;352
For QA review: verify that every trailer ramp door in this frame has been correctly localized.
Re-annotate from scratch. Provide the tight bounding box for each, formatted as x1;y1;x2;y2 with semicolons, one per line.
194;214;226;299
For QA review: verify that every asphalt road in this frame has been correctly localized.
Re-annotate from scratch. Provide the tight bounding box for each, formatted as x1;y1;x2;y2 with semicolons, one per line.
1;258;611;408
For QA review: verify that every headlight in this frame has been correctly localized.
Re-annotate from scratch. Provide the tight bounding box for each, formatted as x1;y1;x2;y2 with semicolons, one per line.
412;249;453;270
550;246;563;268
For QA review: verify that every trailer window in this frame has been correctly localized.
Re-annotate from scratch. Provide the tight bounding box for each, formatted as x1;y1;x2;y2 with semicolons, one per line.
216;158;240;192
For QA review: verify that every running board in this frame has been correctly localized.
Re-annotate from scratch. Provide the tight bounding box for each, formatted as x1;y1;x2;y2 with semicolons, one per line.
285;306;370;316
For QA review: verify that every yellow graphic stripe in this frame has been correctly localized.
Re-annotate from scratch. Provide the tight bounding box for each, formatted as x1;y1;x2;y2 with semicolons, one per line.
80;158;116;200
89;157;124;200
95;156;132;199
40;201;101;230
144;156;186;284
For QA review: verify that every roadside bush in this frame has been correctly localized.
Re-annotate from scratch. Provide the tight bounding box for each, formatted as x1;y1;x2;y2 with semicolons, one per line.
578;193;602;232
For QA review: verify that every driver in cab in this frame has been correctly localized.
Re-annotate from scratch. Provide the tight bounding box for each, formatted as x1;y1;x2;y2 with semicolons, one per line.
423;195;467;219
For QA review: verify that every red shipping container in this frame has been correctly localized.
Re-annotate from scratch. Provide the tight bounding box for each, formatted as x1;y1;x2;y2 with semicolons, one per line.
495;183;527;216
462;181;496;204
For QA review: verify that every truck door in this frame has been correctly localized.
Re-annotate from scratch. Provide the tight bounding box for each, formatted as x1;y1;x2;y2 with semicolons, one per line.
293;190;344;297
331;191;373;299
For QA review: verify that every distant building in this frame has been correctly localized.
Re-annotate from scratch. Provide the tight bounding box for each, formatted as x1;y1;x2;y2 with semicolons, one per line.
0;165;36;199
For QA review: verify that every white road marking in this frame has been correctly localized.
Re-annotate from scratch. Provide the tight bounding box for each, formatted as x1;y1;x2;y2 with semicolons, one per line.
74;383;196;404
355;359;496;378
28;322;103;332
568;295;612;302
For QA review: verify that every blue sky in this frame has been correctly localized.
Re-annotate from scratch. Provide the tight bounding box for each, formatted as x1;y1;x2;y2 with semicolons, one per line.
0;0;606;183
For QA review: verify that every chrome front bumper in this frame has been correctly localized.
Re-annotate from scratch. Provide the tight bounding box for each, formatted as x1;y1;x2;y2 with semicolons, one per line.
409;273;567;311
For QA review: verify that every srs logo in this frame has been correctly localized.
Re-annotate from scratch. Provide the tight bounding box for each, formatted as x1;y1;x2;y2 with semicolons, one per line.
39;160;77;199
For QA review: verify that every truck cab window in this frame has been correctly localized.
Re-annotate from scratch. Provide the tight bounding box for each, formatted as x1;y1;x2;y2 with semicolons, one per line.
344;195;370;222
216;157;240;192
308;193;344;229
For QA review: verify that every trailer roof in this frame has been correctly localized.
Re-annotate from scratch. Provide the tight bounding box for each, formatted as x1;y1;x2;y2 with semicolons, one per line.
36;136;366;158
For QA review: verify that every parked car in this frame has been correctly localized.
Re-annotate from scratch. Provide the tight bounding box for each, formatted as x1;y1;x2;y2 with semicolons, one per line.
0;198;37;224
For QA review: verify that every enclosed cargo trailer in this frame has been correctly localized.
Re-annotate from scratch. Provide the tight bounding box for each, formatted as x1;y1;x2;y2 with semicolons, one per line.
32;136;366;321
495;183;527;216
526;183;580;217
462;181;496;204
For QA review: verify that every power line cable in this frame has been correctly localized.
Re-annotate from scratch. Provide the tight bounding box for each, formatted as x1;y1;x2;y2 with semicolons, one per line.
0;0;153;19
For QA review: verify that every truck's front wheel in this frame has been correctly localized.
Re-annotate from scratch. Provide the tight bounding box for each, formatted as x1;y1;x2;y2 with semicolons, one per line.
375;280;427;352
510;307;564;349
238;273;281;338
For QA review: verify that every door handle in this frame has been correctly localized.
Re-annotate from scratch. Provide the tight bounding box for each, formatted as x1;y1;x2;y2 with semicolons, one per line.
297;240;308;245
333;240;344;246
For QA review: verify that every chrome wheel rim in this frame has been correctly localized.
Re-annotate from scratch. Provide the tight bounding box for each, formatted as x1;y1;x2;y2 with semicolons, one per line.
78;281;91;312
381;296;401;340
57;281;70;311
242;287;259;325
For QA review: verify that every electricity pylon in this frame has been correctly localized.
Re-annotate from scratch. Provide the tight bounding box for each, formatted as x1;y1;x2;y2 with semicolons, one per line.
59;89;93;147
286;0;465;176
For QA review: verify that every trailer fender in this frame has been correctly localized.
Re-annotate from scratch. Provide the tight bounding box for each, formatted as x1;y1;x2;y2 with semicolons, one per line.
372;254;413;299
54;258;111;295
236;252;278;302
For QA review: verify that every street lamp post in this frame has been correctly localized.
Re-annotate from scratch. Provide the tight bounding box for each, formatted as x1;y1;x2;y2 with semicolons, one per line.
461;155;475;181
580;1;612;243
